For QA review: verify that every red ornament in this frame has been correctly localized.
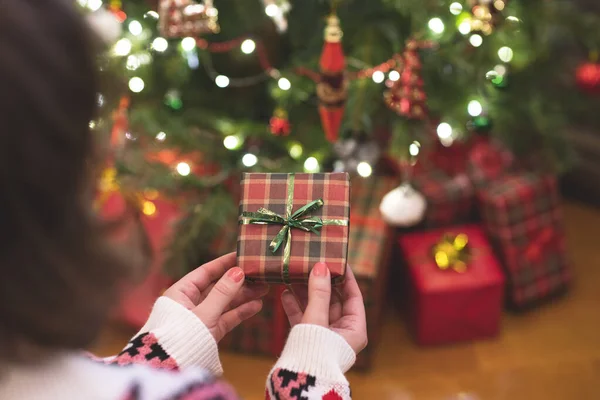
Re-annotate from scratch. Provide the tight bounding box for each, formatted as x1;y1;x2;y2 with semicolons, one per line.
317;14;347;143
269;109;291;136
576;62;600;94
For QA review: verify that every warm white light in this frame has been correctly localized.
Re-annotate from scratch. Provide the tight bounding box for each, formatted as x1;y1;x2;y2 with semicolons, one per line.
265;4;279;17
449;2;463;15
215;75;230;88
113;38;132;56
181;37;196;52
469;34;483;47
156;132;167;141
126;55;140;71
128;77;145;93
409;141;421;157
440;136;455;147
77;0;88;7
428;18;445;34
498;46;514;62
152;37;169;52
206;7;218;17
494;0;506;11
145;11;160;19
372;70;385;83
458;21;472;35
223;135;241;150
278;77;291;90
242;153;258;167
241;39;256;54
176;162;191;176
89;120;96;129
138;52;152;65
494;64;507;75
506;16;520;23
357;162;373;178
468;100;483;117
97;93;104;107
128;20;143;36
87;0;103;11
389;70;400;81
125;132;136;141
289;143;303;159
437;122;453;139
304;157;320;173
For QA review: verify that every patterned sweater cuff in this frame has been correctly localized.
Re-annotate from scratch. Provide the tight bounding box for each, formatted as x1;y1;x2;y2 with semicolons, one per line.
274;324;356;383
138;296;223;376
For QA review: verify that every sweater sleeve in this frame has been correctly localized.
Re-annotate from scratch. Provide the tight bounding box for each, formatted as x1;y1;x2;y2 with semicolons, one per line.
107;297;223;376
265;324;355;400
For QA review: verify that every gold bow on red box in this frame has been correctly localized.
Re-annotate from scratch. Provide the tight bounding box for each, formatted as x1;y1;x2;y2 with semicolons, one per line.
431;233;472;273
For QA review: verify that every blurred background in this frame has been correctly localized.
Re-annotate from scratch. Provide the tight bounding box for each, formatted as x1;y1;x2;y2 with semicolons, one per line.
84;0;600;399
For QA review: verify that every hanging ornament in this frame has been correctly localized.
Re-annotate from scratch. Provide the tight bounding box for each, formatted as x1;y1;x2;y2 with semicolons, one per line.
333;130;381;174
158;0;220;38
262;0;291;33
384;40;428;120
317;14;347;143
467;0;508;35
576;61;600;94
379;183;427;227
164;89;183;110
269;108;291;136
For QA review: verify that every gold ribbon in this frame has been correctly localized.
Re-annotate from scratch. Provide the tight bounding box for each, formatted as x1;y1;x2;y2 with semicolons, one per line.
431;233;471;273
239;173;348;284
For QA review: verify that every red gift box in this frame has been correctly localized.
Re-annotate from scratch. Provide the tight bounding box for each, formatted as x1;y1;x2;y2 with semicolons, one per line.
399;225;505;345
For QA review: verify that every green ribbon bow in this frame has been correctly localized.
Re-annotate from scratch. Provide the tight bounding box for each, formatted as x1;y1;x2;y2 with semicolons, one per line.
240;173;348;284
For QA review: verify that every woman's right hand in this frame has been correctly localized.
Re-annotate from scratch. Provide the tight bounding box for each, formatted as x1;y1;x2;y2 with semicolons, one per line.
281;263;368;354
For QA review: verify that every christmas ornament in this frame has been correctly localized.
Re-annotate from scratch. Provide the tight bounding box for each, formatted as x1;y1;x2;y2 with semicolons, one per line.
269;108;291;136
158;0;220;38
262;0;291;33
333;130;381;173
576;62;600;94
317;14;347;143
86;7;122;45
384;40;427;120
467;0;508;35
379;183;426;227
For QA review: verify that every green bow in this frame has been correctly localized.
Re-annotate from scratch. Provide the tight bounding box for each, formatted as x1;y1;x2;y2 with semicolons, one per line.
239;173;348;283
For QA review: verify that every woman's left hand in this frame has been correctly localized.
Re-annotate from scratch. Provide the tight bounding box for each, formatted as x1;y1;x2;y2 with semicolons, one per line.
163;252;269;342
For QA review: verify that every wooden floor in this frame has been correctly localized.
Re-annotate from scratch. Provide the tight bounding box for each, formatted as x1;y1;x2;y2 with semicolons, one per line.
91;201;600;400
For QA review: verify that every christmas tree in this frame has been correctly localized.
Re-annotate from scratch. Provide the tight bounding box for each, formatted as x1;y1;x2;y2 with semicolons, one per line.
84;0;600;276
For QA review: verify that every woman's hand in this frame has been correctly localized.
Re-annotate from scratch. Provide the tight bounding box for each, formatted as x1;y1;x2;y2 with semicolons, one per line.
281;263;368;354
163;252;269;342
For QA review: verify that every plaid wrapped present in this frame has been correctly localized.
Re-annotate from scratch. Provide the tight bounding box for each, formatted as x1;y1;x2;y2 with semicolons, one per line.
413;170;475;228
221;176;395;371
478;173;571;309
158;0;219;38
237;173;351;285
467;138;515;189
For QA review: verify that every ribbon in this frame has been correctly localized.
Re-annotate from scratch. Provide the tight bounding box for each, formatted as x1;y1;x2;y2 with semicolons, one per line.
239;173;348;284
431;233;472;273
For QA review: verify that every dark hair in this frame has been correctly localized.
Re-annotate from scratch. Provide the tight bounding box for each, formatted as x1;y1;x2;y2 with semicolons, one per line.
0;0;148;362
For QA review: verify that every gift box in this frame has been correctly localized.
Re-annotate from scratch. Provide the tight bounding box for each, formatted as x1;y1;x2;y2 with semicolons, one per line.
466;137;515;189
399;225;505;346
412;170;475;227
237;173;351;285
478;173;571;309
221;176;395;370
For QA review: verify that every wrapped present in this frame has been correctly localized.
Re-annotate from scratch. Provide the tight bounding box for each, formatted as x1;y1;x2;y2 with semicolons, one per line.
398;225;505;345
478;173;571;309
237;173;351;285
412;170;475;227
221;176;395;370
467;137;515;189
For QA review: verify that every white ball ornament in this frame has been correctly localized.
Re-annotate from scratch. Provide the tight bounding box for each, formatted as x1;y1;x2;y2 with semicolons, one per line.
86;8;123;45
379;183;427;227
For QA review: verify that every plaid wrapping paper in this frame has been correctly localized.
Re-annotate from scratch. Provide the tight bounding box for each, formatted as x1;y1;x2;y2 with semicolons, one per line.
413;170;475;227
237;173;351;285
478;173;571;309
467;138;516;189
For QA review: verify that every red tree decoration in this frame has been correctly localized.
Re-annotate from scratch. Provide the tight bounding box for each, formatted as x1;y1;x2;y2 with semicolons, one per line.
576;62;600;94
269;108;291;136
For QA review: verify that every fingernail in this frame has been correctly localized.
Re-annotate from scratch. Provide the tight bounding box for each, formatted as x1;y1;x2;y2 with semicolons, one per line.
227;267;244;283
313;262;328;277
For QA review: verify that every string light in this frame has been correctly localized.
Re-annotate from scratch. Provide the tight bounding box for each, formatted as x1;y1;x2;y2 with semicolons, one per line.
468;100;483;117
126;55;140;71
113;38;132;56
372;70;385;83
176;162;192;176
357;162;373;178
389;70;400;81
145;11;159;19
86;0;103;11
223;135;241;150
289;143;303;159
125;132;136;141
128;77;145;93
409;141;421;157
494;0;506;11
241;39;256;54
128;20;143;36
506;16;520;23
89;121;96;129
215;75;230;88
97;93;104;107
498;46;514;62
152;37;169;52
449;2;463;15
428;18;445;34
242;153;258;167
77;0;88;7
469;34;483;47
494;65;507;75
278;77;291;90
142;201;157;216
304;157;320;173
156;132;167;141
265;4;278;17
437;122;453;139
181;37;196;52
458;21;472;35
